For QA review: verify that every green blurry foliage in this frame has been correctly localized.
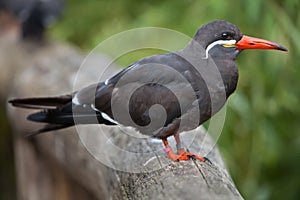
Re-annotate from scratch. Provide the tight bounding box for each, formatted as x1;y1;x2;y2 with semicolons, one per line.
49;0;300;199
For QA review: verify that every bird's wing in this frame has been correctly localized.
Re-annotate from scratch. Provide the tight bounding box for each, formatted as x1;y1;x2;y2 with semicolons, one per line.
70;53;202;134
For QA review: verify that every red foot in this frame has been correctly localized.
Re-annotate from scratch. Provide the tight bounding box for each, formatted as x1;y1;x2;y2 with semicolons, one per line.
167;148;210;163
162;138;211;163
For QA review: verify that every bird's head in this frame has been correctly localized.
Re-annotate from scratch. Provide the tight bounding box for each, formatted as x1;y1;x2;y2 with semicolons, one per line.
193;20;287;59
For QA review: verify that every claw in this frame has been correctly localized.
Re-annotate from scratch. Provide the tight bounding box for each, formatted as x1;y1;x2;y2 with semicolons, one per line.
187;154;196;160
204;157;212;164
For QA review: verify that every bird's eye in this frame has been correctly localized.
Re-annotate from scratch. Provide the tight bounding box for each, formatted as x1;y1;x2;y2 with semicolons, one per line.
221;32;233;40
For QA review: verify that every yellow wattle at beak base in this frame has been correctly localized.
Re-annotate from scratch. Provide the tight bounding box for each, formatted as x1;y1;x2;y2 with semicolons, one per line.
222;43;236;48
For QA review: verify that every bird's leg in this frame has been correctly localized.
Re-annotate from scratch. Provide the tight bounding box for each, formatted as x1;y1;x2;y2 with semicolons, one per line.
162;137;210;163
162;138;181;161
174;133;185;155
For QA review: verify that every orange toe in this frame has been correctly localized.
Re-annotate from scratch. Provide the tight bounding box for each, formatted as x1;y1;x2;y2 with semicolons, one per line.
167;150;181;162
167;149;209;163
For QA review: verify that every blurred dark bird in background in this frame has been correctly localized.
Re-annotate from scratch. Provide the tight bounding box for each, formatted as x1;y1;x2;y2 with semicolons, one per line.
0;0;64;40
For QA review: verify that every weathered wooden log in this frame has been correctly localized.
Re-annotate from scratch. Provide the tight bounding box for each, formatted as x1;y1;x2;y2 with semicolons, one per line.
5;35;243;199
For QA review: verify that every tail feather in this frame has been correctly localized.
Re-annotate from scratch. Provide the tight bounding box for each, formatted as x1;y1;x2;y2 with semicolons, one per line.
9;95;75;135
27;109;74;125
9;95;110;136
9;95;72;109
25;109;105;135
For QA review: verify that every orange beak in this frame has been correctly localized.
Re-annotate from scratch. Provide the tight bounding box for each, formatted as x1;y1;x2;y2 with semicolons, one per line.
236;35;288;51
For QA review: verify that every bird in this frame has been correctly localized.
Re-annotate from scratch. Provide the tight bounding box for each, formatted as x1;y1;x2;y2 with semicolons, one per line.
0;0;64;40
9;20;287;162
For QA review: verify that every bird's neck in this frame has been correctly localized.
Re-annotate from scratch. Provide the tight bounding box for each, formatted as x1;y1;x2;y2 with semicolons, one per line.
214;58;239;97
181;42;239;98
